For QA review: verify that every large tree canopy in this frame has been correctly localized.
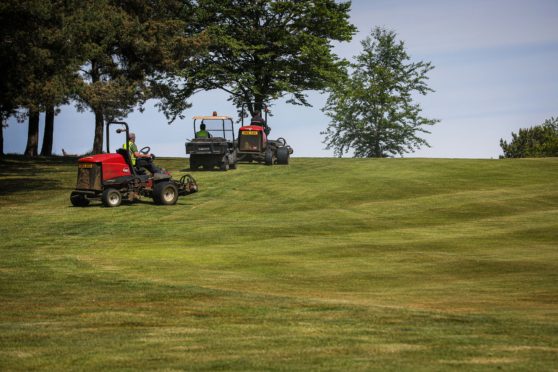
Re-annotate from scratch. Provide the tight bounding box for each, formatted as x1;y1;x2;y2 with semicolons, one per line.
1;0;202;155
69;0;204;153
184;0;355;116
0;0;76;156
322;27;438;158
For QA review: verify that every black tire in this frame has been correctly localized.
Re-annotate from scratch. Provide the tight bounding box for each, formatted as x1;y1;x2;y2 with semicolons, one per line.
70;193;90;207
189;156;199;171
153;181;179;205
102;188;122;208
276;146;289;165
264;149;273;166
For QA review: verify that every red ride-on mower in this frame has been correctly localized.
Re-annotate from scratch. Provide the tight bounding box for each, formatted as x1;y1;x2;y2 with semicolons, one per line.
70;121;198;207
236;107;293;165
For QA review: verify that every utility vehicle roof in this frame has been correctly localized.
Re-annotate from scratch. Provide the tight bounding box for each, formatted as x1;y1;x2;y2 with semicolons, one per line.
193;115;233;120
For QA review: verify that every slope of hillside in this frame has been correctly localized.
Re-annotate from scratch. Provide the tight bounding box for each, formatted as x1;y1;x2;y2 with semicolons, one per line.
1;156;557;370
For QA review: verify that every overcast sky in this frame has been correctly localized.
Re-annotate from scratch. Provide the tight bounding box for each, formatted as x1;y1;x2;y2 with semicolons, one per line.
4;0;558;158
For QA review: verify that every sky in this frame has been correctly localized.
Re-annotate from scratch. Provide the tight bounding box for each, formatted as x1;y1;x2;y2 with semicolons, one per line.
4;0;558;158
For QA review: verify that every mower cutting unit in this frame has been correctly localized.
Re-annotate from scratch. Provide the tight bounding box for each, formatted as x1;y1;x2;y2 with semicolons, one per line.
237;108;293;165
185;115;237;171
70;121;198;207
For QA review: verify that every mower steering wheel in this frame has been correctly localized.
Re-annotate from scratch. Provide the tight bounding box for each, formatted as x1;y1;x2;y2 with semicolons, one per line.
139;146;151;154
277;137;287;146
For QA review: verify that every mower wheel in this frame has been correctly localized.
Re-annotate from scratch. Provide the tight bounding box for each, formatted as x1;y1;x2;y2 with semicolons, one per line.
70;193;90;207
102;188;122;208
264;149;273;165
276;146;289;165
153;181;179;205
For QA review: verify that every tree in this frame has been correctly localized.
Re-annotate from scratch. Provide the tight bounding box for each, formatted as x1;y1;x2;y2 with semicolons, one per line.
68;0;146;154
322;27;438;158
69;0;203;153
182;0;355;116
1;0;77;157
500;117;558;158
40;106;56;156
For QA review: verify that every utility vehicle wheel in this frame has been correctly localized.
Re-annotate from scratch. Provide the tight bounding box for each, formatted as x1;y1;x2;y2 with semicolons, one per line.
102;188;122;207
153;181;178;205
70;193;89;207
276;147;289;165
264;149;273;165
189;159;199;171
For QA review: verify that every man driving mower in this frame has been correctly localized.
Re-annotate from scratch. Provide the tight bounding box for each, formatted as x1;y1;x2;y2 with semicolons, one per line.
123;132;163;174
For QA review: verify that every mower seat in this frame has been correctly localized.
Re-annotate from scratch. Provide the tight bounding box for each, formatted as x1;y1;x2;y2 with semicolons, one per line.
117;148;133;167
117;148;147;176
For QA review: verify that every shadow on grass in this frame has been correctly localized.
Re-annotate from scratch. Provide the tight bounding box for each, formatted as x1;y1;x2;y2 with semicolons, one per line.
0;178;65;196
0;155;77;174
181;162;264;172
0;155;73;195
68;197;195;208
182;167;228;172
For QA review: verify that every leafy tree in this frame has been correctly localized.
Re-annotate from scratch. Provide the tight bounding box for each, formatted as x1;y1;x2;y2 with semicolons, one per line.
500;117;558;158
1;0;78;156
322;27;438;158
69;0;203;153
182;0;355;116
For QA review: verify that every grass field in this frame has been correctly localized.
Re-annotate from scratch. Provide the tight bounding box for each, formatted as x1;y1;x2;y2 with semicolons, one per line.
1;155;557;370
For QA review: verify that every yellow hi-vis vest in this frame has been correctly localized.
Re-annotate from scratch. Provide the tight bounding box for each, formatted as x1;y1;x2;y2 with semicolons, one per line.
122;140;137;166
196;130;210;138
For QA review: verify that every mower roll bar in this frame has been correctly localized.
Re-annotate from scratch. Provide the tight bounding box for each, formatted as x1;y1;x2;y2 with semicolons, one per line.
106;121;130;154
240;103;268;126
105;121;138;176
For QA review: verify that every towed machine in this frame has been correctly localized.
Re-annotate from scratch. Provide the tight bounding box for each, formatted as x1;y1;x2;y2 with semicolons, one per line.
70;121;198;207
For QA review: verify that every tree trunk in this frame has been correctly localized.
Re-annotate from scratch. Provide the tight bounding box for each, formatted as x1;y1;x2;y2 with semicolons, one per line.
0;122;4;157
92;106;104;154
254;96;264;116
24;108;40;157
40;105;55;156
90;61;104;154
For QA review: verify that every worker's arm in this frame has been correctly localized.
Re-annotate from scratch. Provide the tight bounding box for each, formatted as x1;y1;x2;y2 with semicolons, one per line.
133;151;152;159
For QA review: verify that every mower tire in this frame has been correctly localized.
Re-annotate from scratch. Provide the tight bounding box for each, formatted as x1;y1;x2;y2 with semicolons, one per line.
264;149;273;166
102;188;122;208
153;181;179;205
276;147;289;165
70;193;90;207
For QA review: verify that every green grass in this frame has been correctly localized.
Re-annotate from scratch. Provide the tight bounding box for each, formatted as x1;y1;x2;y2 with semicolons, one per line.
1;155;557;370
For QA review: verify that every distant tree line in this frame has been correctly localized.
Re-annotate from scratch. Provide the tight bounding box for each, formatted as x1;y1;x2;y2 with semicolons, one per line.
500;117;558;158
1;1;442;159
1;0;355;157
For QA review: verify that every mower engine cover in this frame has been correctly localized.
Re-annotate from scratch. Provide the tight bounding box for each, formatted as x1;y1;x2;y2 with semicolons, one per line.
78;153;132;181
238;125;267;152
